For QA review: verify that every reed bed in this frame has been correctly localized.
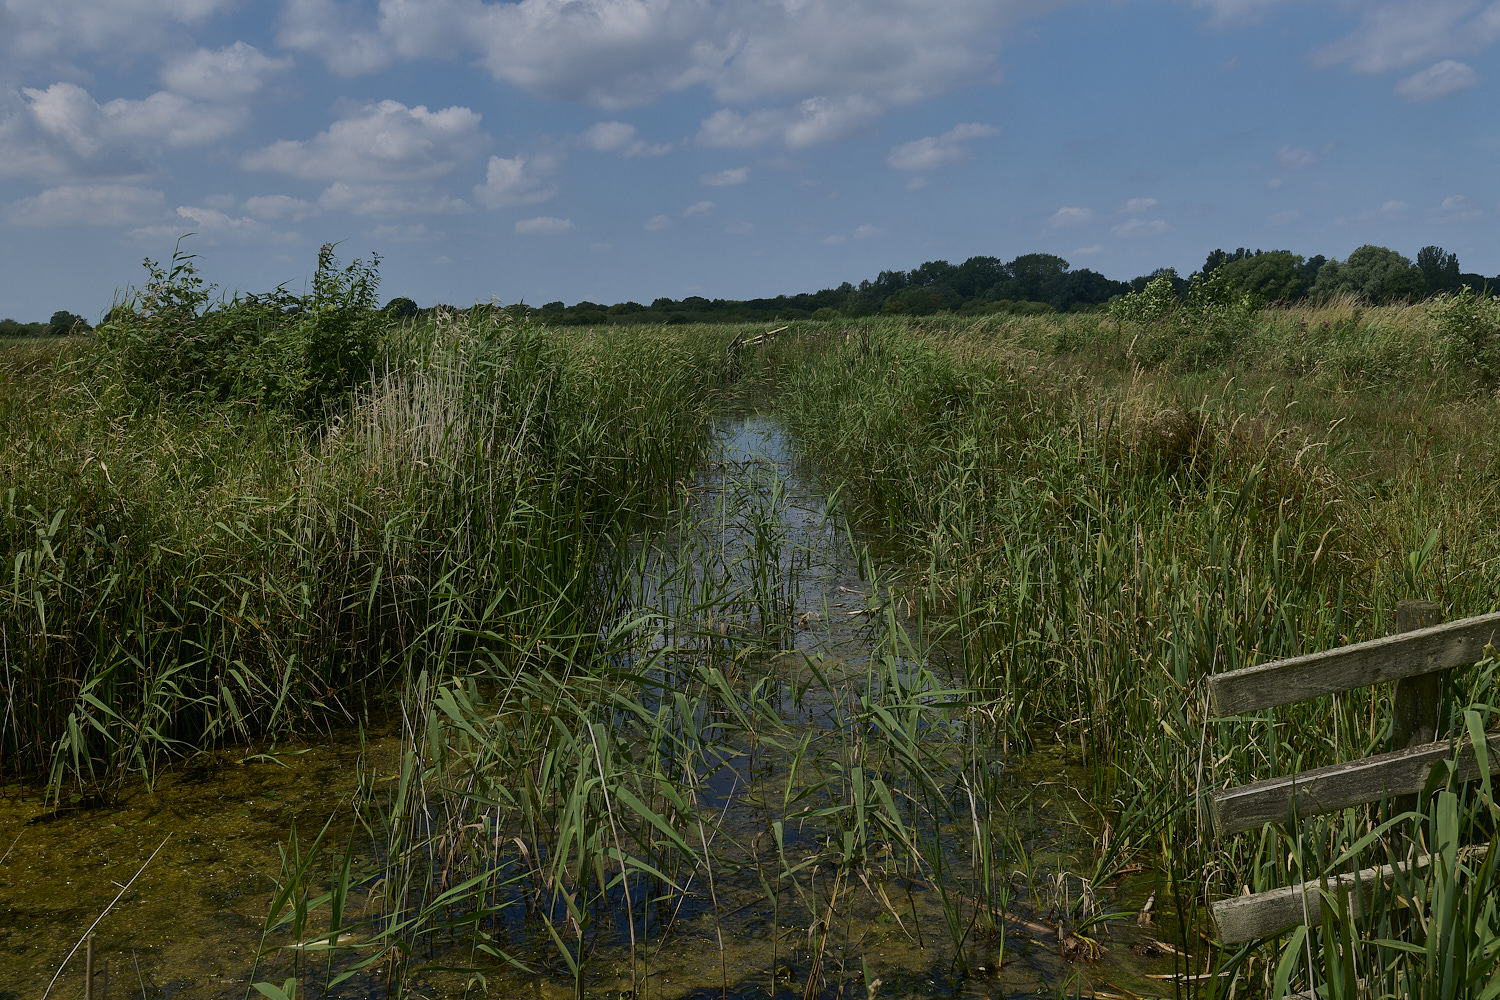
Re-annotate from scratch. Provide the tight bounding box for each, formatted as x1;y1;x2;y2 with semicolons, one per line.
766;310;1500;997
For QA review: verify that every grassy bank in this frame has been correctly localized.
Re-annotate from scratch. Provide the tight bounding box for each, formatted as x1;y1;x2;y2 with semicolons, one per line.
1;303;733;793
766;302;1500;996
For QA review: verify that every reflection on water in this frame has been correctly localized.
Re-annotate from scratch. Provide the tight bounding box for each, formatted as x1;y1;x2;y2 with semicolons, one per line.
0;412;1178;999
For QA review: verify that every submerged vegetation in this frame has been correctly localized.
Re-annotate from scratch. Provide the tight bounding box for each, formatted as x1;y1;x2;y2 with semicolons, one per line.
3;247;1499;998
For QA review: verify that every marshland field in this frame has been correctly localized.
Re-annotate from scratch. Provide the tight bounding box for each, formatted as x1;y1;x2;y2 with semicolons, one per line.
2;252;1499;1000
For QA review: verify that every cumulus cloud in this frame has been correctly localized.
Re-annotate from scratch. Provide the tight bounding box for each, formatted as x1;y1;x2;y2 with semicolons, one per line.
515;215;575;235
1048;206;1091;227
3;0;234;64
701;166;749;186
682;200;714;217
1073;244;1105;255
579;120;673;157
7;183;165;226
242;194;314;221
697;95;883;150
1111;218;1168;238
1190;0;1291;25
131;203;301;244
243;100;487;181
318;181;471;216
1275;144;1330;170
473;152;563;208
643;213;672;231
1431;194;1484;223
885;123;998;172
1313;0;1500;74
853;224;884;239
276;0;1062;113
160;42;292;101
821;234;846;245
1395;59;1480;101
0;82;241;182
1120;197;1158;214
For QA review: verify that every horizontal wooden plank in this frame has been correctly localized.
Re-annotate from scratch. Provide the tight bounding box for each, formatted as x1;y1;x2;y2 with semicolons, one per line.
1211;847;1489;944
1212;733;1500;836
1208;611;1500;715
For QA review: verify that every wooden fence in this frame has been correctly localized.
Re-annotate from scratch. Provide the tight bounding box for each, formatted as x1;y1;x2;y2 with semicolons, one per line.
1205;600;1500;944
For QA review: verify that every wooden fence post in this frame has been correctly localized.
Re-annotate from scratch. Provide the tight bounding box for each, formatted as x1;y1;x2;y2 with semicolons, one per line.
1391;599;1443;820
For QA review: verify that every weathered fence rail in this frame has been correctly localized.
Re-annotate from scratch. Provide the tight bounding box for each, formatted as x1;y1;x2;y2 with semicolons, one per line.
1205;601;1500;944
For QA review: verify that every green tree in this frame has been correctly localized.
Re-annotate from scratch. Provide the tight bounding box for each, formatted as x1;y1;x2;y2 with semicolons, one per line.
1216;250;1308;302
381;296;419;319
1310;245;1425;303
48;310;88;335
1416;246;1460;296
1004;253;1069;302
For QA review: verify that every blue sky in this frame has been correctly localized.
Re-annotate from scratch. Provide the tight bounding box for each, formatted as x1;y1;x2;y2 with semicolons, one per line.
1;0;1497;320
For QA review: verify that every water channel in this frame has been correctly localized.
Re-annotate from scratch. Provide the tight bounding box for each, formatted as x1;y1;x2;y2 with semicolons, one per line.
0;412;1179;999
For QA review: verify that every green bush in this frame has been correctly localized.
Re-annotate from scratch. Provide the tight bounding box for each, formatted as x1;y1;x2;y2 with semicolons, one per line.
91;241;382;418
1434;286;1500;385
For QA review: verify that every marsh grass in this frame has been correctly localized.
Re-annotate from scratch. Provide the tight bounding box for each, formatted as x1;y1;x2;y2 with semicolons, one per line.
763;314;1500;997
10;292;1500;997
1;307;731;797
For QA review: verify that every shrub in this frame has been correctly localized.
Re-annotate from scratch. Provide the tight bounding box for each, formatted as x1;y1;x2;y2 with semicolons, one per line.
91;241;383;418
1434;286;1500;385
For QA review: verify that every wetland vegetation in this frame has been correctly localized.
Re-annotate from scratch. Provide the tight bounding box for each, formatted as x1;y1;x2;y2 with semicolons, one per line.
3;248;1499;999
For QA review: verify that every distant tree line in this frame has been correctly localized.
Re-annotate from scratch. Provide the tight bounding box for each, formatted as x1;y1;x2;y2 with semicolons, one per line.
450;243;1497;328
1198;244;1496;305
0;312;90;337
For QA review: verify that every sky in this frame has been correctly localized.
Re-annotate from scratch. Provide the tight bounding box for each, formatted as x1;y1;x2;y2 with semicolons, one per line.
1;0;1498;321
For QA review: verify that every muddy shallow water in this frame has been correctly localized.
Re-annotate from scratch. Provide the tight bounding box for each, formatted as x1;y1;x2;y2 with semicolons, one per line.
1;413;1184;999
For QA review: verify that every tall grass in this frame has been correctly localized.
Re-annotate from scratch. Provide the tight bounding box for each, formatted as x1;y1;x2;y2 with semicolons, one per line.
767;312;1500;996
0;302;731;795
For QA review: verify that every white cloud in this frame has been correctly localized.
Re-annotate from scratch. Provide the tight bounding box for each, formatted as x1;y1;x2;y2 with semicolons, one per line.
682;200;714;217
7;183;165;226
725;221;754;234
821;234;847;245
473;152;562;209
1111;218;1168;238
243;100;487;181
0;82;242;182
276;0;1064;114
853;224;884;239
1313;0;1500;74
1268;209;1300;225
3;0;234;64
1394;59;1480;101
906;176;929;190
515;215;575;235
160;42;292;101
697;95;884;150
1048;206;1091;228
1276;145;1324;170
130;203;301;244
578;120;672;157
366;223;444;242
242;194;314;221
701;166;749;186
1381;199;1410;216
318;182;471;216
885;123;998;172
1072;244;1105;255
1267;178;1283;190
643;213;672;231
1191;0;1290;25
1431;194;1484;223
1120;197;1158;214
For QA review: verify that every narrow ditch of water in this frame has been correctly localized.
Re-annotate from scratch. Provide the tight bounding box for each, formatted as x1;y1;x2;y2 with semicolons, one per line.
0;411;1178;1000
